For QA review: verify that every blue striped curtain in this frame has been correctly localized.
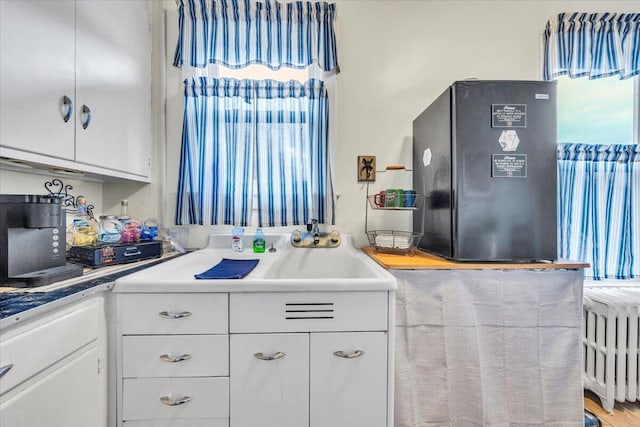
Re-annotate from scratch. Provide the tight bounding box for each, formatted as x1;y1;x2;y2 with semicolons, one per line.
543;13;640;80
173;0;339;72
557;144;639;280
175;77;333;227
175;78;255;226
254;79;333;226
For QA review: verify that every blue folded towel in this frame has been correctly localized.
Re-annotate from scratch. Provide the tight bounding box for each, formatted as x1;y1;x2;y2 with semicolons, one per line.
194;258;259;280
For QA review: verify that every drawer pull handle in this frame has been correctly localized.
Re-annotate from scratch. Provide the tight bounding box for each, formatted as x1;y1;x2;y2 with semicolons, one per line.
333;350;365;359
160;395;193;406
158;311;192;319
160;354;192;363
0;364;13;378
254;351;285;361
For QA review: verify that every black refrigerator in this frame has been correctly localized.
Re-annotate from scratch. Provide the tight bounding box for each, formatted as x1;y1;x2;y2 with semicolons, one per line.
412;80;557;262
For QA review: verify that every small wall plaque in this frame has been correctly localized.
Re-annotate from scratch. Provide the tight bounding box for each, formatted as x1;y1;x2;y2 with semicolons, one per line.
358;155;376;182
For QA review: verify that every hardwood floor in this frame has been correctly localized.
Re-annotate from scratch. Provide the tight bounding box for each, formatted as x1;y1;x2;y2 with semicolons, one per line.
584;391;640;427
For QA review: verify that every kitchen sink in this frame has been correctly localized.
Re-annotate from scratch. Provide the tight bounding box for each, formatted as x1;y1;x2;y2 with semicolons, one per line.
113;233;396;292
263;243;384;280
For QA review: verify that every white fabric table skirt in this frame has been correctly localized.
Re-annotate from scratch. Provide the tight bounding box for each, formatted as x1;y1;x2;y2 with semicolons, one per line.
393;269;584;427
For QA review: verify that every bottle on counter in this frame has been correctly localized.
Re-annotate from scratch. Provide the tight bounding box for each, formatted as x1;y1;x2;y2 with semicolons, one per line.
232;226;244;252
67;197;99;247
253;227;266;253
118;199;130;222
118;199;141;243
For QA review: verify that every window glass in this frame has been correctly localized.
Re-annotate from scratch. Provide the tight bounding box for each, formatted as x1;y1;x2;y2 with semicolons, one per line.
218;64;309;82
557;76;636;145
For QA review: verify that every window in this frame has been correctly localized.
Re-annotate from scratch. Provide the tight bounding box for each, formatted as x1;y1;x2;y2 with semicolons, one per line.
544;12;640;280
215;64;336;226
218;64;309;83
172;0;339;228
557;76;639;145
556;78;639;280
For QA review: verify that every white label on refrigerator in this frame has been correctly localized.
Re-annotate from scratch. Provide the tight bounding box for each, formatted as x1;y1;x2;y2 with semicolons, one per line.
498;130;520;151
492;104;527;128
492;154;527;178
422;148;432;167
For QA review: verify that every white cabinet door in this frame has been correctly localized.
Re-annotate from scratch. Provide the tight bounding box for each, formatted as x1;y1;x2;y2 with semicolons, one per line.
230;334;309;427
0;346;99;427
310;332;388;427
75;0;151;177
0;0;75;160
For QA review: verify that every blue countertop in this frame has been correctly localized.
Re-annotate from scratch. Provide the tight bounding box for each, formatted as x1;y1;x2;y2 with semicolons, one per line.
0;257;174;320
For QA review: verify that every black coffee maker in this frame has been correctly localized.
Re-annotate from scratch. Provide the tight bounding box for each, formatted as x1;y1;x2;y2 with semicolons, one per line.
0;194;83;287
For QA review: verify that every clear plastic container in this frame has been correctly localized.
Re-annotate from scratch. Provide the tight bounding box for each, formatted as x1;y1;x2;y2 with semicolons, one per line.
67;198;99;247
98;215;123;244
120;218;141;243
140;218;160;241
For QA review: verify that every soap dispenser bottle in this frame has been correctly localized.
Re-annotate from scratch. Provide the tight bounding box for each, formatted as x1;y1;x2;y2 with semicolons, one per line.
253;227;266;253
232;226;244;252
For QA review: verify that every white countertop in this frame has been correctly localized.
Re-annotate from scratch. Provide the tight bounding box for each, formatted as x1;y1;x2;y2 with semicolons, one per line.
113;233;397;293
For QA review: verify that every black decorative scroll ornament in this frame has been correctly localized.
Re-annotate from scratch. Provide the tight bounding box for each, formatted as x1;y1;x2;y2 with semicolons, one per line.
44;178;95;219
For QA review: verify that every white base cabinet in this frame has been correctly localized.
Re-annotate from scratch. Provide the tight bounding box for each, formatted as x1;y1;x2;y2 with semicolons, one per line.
229;291;392;427
230;331;388;427
116;293;229;426
310;332;388;427
116;291;393;427
0;347;99;427
230;333;310;427
0;296;106;427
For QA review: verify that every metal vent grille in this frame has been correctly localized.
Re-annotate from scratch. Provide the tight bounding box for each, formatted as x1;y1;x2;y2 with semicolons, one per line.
285;302;334;320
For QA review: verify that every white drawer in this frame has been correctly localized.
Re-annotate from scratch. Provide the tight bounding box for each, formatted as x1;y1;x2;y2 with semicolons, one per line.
230;292;388;333
123;377;229;420
0;299;98;394
122;335;229;378
122;420;228;427
120;293;228;335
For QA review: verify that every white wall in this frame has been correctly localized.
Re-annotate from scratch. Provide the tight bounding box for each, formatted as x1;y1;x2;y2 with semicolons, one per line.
0;169;104;215
3;1;637;248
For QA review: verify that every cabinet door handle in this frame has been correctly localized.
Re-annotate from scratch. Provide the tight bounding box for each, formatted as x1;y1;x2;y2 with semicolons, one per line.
333;350;365;359
81;104;91;129
254;351;285;361
160;395;193;406
158;311;192;319
62;95;73;123
160;354;192;363
0;364;13;378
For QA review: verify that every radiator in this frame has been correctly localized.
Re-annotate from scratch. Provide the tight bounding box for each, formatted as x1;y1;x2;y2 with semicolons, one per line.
583;287;640;413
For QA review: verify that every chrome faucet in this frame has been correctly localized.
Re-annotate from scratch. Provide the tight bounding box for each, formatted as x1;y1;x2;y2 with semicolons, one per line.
308;219;320;245
290;223;340;248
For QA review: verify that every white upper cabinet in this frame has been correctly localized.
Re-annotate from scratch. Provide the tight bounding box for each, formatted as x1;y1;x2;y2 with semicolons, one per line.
0;1;76;160
0;0;152;182
75;0;151;177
